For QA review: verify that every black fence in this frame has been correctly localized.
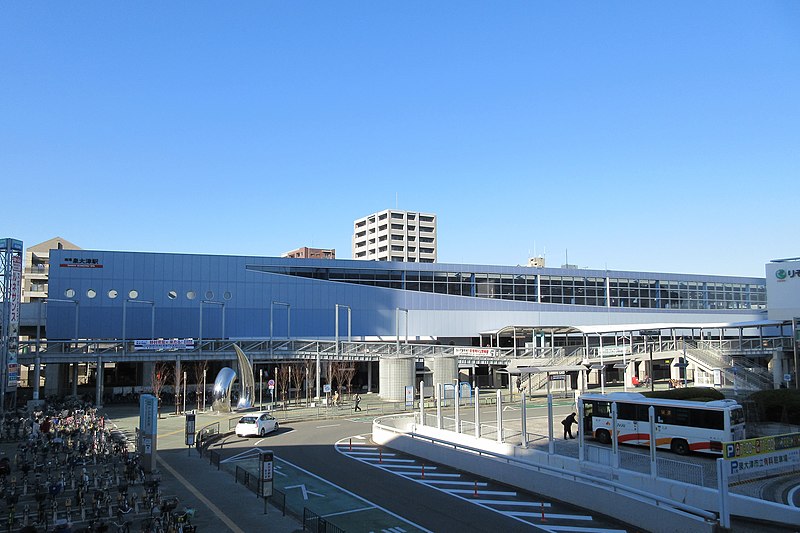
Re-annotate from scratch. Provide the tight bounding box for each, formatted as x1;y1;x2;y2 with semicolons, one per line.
234;465;288;517
303;508;345;533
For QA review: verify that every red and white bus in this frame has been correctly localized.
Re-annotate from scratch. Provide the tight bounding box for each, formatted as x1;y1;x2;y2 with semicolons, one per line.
580;392;746;455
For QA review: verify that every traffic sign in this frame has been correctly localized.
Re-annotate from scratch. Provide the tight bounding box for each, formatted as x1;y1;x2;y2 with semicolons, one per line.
268;379;275;390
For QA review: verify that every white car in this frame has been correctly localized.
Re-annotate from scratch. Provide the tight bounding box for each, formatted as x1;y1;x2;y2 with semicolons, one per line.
235;412;279;437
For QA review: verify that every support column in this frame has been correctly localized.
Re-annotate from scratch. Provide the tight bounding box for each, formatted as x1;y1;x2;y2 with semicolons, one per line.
95;357;103;407
474;387;481;438
175;358;182;414
496;389;503;443
71;364;78;397
367;362;373;392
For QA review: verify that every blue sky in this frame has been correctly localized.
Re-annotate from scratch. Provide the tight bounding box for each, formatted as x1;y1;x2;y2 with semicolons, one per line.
2;2;798;277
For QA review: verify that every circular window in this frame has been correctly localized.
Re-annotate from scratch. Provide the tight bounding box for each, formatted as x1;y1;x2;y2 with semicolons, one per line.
87;289;97;299
205;291;214;300
65;288;76;298
186;291;196;300
168;291;177;300
128;290;139;299
223;291;232;301
108;289;118;299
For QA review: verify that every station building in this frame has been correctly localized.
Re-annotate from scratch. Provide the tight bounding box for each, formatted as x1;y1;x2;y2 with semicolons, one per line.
16;248;799;402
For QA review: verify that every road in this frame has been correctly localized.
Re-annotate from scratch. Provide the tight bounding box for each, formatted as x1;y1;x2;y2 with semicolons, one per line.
213;414;634;532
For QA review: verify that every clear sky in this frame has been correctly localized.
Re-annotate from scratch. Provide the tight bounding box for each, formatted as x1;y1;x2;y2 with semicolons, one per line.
2;2;798;278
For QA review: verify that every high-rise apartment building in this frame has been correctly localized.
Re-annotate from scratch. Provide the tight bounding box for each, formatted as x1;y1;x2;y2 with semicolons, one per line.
352;210;437;262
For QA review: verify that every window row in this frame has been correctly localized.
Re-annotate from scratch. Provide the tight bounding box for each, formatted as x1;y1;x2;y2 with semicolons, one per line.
63;288;233;301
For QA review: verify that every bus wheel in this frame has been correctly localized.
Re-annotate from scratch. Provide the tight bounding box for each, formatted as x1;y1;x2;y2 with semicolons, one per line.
671;439;689;455
596;429;611;445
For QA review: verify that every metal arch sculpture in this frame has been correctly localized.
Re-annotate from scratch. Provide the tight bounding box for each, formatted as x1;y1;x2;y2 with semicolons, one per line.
233;344;255;409
211;343;256;412
211;367;237;413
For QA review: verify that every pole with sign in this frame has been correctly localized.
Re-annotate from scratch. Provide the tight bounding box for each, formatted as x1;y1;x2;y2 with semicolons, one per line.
139;394;158;472
268;379;275;411
185;411;196;456
260;450;274;504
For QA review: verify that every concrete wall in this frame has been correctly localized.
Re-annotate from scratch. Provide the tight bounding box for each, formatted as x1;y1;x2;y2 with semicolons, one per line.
378;357;415;401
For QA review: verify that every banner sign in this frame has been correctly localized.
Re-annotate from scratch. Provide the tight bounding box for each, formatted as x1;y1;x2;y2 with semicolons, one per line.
598;345;631;356
6;255;21;388
723;432;800;460
134;339;195;351
454;347;496;357
723;432;800;482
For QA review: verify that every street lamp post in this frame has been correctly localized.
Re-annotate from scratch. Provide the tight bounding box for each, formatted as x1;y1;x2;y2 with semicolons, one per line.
199;300;225;356
334;304;351;355
270;301;291;357
396;308;408;353
36;298;79;401
122;299;155;355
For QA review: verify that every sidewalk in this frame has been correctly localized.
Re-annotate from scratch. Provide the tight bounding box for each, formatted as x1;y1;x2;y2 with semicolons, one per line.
100;405;304;533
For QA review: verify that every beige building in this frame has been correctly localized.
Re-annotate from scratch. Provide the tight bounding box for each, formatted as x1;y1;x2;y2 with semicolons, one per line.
282;247;336;259
22;237;81;303
352;209;437;262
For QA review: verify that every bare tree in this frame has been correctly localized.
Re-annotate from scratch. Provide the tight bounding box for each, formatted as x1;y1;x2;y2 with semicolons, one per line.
331;362;349;397
291;363;305;405
151;362;172;418
343;365;357;397
278;364;291;406
306;362;317;401
191;360;209;411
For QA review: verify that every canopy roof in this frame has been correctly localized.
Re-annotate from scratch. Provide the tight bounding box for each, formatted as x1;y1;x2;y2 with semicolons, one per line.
480;319;786;337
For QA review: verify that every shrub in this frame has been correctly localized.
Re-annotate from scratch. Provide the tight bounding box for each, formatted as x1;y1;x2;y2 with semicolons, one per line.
749;389;800;426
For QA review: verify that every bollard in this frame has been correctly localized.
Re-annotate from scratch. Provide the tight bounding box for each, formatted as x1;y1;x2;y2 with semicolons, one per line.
349;438;352;451
80;504;85;521
379;449;382;464
540;502;547;522
66;499;71;521
52;500;58;523
473;480;478;497
421;464;425;479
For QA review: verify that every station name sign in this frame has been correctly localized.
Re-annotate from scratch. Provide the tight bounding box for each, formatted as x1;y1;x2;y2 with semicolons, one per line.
60;257;103;268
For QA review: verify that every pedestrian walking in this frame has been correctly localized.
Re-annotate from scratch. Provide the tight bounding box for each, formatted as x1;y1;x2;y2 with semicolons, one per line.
561;412;577;439
333;390;339;407
354;394;362;412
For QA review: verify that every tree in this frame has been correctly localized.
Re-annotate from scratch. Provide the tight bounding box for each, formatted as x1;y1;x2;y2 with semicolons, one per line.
278;364;291;406
291;363;305;405
151;362;172;418
191;360;209;411
343;365;357;396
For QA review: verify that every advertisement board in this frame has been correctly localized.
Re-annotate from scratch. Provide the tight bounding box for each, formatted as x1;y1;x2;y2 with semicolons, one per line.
766;260;800;321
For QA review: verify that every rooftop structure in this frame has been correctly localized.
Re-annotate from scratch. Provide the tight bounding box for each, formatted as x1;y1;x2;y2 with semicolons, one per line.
352;209;436;263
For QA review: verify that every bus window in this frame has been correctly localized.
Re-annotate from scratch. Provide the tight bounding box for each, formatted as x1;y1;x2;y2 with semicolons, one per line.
617;402;637;421
730;408;745;426
691;410;723;430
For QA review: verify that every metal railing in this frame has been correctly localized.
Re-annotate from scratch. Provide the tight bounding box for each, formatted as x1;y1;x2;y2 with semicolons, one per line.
303;508;345;533
376;415;717;523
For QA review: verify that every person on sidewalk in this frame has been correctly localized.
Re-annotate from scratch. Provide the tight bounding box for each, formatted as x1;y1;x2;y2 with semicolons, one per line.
561;412;577;439
354;394;362;412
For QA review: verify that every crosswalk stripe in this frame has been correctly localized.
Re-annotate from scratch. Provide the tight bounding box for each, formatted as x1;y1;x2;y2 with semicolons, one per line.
445;489;517;496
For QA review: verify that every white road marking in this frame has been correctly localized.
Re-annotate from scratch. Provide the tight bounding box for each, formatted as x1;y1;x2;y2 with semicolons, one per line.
277;457;432;533
347;451;397;457
316;423;341;428
423;480;488;487
374;464;437;470
403;472;460;478
472;500;550;507
322;506;375;518
284;483;325;500
536;526;627;532
501;511;593;521
445;489;517;496
361;458;417;463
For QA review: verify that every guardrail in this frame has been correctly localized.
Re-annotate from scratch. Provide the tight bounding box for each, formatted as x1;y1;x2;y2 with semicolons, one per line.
303;507;345;533
374;414;717;524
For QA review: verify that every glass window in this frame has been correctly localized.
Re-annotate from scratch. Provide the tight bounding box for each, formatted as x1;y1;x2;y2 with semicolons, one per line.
108;289;118;299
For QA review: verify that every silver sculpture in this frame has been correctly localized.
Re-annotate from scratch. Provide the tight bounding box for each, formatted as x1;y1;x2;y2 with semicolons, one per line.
211;343;256;412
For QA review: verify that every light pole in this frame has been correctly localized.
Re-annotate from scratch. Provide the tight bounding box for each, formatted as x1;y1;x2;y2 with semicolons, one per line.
36;298;79;401
395;308;408;353
270;301;291;357
199;300;225;356
122;298;155;354
334;304;351;355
